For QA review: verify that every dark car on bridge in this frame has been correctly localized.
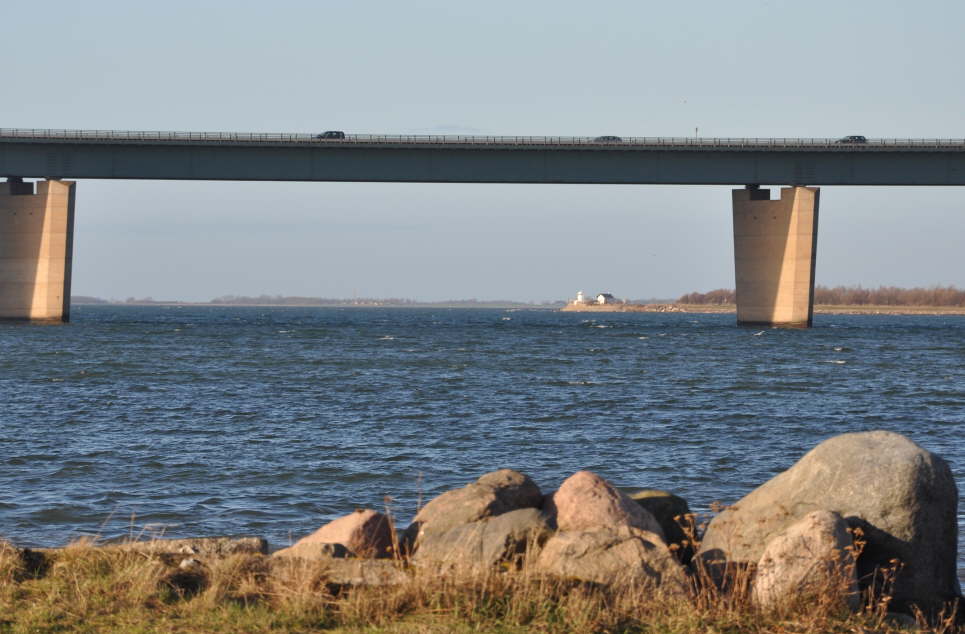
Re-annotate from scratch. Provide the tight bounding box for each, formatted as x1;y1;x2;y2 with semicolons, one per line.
593;135;623;143
315;130;345;139
835;135;867;144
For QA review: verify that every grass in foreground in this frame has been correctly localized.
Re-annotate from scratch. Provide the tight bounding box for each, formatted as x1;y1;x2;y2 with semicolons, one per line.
0;539;958;633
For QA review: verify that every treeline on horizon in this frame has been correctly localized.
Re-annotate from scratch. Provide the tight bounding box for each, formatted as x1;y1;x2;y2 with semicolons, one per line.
71;295;564;307
677;285;965;306
209;294;562;307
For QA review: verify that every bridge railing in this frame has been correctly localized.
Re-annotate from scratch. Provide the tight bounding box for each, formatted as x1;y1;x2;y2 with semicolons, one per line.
1;128;964;149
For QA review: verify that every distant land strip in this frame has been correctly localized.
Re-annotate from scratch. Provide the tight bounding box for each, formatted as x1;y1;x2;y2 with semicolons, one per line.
70;295;571;309
678;285;965;308
71;285;965;314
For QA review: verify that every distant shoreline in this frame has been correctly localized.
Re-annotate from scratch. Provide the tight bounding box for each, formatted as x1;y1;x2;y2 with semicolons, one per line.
71;300;965;315
562;302;965;316
71;300;561;310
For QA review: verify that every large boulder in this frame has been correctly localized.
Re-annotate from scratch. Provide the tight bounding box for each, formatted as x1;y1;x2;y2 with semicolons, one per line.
534;525;689;596
752;510;860;611
412;508;552;573
544;471;665;540
276;509;393;559
625;488;694;563
404;469;542;551
698;431;960;613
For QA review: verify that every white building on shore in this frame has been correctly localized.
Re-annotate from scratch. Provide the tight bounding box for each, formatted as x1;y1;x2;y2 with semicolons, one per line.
571;290;621;305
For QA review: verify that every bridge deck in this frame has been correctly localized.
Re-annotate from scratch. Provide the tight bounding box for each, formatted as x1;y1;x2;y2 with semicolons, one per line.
2;128;965;152
3;129;965;185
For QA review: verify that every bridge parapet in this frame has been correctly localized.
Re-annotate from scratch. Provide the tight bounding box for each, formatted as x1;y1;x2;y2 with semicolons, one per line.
2;128;965;152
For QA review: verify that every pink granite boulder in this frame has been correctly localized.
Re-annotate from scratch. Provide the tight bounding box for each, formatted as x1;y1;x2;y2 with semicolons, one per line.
275;509;394;559
543;471;665;541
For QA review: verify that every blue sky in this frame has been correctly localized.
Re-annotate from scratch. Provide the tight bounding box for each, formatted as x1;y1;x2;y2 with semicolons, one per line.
3;0;964;301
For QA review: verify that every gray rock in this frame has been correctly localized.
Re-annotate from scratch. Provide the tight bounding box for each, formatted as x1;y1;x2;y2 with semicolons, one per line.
543;471;665;541
277;509;394;559
178;557;204;572
534;525;689;596
625;488;694;563
272;542;350;560
404;469;542;551
324;559;409;587
752;510;859;611
697;431;961;613
412;508;552;572
884;612;921;630
271;557;410;588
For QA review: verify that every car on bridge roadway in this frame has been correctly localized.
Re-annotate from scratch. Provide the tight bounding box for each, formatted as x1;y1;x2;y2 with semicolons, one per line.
835;135;867;144
593;135;623;142
315;131;345;139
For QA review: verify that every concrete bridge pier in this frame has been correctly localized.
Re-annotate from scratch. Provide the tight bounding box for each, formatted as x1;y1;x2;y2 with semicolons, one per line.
732;185;819;327
0;179;75;322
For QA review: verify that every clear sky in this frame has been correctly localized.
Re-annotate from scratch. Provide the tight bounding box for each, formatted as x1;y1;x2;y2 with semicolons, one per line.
3;0;964;302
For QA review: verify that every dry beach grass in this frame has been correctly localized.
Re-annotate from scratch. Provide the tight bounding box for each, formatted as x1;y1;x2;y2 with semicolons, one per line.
1;530;959;633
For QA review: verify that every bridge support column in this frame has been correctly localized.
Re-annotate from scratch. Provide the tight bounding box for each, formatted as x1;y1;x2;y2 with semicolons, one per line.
0;179;75;322
732;186;818;327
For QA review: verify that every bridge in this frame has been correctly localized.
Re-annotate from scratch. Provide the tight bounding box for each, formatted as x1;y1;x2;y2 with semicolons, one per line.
3;128;965;326
4;128;965;185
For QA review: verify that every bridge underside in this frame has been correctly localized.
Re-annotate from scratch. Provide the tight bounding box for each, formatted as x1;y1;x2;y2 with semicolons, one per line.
0;179;819;327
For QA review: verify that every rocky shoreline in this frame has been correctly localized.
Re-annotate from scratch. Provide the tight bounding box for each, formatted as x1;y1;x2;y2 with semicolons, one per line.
4;431;961;625
560;303;685;313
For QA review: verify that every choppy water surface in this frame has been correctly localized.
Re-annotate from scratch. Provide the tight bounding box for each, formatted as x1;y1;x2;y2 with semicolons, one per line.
1;306;963;579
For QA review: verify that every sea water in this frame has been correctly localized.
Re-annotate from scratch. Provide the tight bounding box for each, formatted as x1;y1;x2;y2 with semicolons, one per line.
1;306;962;580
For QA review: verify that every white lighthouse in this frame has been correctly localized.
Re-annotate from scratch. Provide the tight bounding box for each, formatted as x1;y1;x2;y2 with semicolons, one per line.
576;290;586;304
